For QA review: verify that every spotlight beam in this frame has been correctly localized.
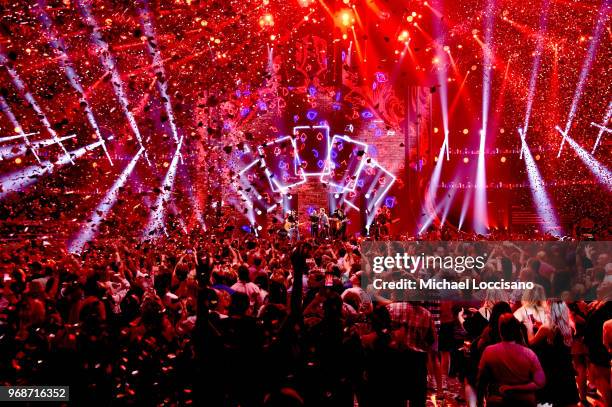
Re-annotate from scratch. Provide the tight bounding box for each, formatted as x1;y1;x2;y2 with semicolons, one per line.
556;127;612;191
34;0;113;165
519;130;561;235
591;101;612;154
77;0;151;165
138;1;182;150
473;0;495;234
556;0;608;157
0;140;104;200
440;185;459;226
419;189;454;234
0;132;40;143
0;51;73;164
519;0;550;159
432;0;450;160
68;148;144;253
0;96;41;163
143;137;183;237
0;134;76;161
481;0;495;135
458;189;471;230
420;139;448;235
426;138;448;204
474;129;489;234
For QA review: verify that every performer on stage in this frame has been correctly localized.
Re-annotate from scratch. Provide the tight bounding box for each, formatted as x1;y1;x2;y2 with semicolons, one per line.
319;207;330;240
309;209;320;239
373;206;390;239
284;210;299;242
332;206;347;240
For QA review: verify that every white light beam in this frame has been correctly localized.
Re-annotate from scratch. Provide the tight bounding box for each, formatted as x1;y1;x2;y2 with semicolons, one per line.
556;126;612;191
0;140;104;200
591;101;612;154
143;137;183;237
34;0;113;165
519;129;561;235
0;52;73;163
0;134;76;161
556;0;609;157
139;1;181;147
68;148;144;253
77;0;151;165
0;96;41;163
519;0;550;159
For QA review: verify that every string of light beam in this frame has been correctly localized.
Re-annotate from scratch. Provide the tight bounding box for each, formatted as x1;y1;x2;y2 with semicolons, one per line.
68;148;144;253
555;127;612;191
433;0;450;160
0;134;76;162
474;0;496;234
0;140;104;201
0;51;73;164
440;183;459;226
419;176;459;234
77;0;151;165
426;139;448;203
590;101;612;154
419;189;454;235
519;129;561;235
0;132;39;143
0;96;41;163
138;0;182;151
143;137;183;238
556;0;609;157
419;139;448;234
519;0;550;159
458;188;471;231
34;0;113;165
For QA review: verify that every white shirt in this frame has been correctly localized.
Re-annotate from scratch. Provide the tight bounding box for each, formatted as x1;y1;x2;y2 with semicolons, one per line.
231;281;264;310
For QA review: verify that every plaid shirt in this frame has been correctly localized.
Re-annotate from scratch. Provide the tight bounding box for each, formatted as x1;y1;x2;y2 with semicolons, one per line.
387;302;437;353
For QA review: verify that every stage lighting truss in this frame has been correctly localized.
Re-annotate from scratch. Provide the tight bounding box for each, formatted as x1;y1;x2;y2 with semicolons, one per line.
257;135;306;193
233;158;282;213
347;159;397;212
238;126;396;223
321;134;369;193
292;125;331;177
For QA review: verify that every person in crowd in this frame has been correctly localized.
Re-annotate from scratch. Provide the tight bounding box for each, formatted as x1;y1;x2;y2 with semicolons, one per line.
529;300;579;406
230;264;266;314
386;300;435;406
527;259;552;297
318;208;330;239
584;283;612;407
459;301;513;407
514;284;548;341
566;294;591;405
359;305;407;407
477;314;545;407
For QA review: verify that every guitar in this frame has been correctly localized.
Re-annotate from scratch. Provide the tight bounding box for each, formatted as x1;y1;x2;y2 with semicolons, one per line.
330;217;349;229
284;220;302;231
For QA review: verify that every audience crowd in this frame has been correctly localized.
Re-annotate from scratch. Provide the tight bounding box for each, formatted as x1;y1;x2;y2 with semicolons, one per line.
1;227;611;406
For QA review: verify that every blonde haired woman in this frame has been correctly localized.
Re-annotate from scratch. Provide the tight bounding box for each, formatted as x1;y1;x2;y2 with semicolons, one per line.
514;284;548;341
529;301;579;406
